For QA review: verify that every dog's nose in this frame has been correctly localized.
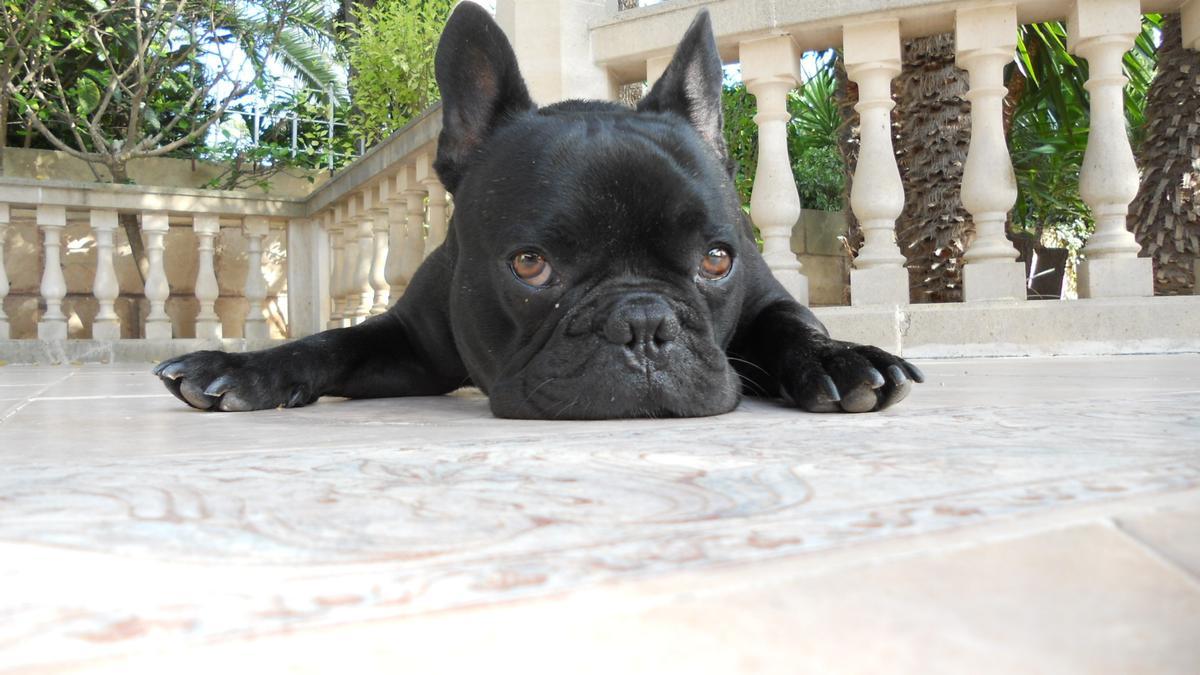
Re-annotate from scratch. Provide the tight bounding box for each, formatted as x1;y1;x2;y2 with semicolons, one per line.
602;294;681;360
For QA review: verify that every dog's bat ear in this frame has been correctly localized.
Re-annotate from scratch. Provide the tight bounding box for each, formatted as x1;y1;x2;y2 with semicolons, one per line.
433;1;534;192
637;10;728;165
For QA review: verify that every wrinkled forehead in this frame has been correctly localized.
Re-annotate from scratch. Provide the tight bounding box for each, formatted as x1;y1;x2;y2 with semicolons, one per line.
457;113;738;252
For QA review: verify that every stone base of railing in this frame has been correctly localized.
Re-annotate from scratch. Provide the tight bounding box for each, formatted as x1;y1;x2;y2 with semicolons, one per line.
0;339;287;365
814;295;1200;359
3;296;1198;365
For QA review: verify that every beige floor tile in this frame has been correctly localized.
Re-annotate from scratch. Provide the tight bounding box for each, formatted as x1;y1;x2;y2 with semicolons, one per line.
1113;494;1200;580
45;521;1200;675
1;355;1199;673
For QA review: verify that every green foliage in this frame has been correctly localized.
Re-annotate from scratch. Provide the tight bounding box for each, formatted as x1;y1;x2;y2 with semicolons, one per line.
202;91;358;190
347;0;453;144
4;0;342;183
1007;15;1162;260
788;64;843;211
721;60;845;214
721;83;758;208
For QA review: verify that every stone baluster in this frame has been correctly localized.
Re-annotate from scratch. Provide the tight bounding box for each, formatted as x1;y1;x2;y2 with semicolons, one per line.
193;214;222;340
417;153;447;258
426;184;448;258
242;215;270;340
1069;0;1153;298
90;210;122;340
957;4;1027;302
349;193;375;325
366;182;392;315
646;54;671;88
339;199;361;326
401;165;429;286
741;36;808;304
0;204;10;339
326;209;346;329
384;171;411;300
141;212;172;339
286;215;330;338
844;19;908;306
36;205;69;340
1185;1;1198;51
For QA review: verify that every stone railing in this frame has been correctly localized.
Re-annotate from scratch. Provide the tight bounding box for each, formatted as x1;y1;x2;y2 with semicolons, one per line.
587;0;1197;306
2;0;1199;362
0;106;444;359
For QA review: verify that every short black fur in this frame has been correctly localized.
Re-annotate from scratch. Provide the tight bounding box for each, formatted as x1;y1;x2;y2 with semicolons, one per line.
154;4;924;419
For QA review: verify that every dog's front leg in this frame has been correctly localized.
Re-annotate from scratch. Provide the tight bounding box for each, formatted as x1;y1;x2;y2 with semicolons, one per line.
154;249;467;412
728;299;924;413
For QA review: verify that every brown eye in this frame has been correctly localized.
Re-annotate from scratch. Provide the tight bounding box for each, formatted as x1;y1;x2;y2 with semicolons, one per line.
511;251;554;286
699;246;733;280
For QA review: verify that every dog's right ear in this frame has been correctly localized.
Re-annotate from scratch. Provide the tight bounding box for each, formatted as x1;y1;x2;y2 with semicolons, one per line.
433;2;534;192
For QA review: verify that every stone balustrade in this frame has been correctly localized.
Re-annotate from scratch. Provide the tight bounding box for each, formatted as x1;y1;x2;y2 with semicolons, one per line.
0;106;446;350
2;0;1200;363
588;0;1198;307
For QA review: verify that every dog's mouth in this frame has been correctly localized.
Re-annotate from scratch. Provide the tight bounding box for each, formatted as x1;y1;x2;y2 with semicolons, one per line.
489;349;740;420
487;294;739;420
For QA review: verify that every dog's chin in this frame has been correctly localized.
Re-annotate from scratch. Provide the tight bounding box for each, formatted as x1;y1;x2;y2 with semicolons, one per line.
487;342;741;420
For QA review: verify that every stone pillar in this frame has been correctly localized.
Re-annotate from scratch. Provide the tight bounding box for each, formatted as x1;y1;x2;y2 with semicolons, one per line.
37;205;69;340
1182;0;1198;50
193;214;222;340
326;209;346;329
366;182;392;315
401;165;428;287
286;216;330;338
0;204;9;339
141;211;172;340
495;0;618;102
645;54;672;88
339;199;361;326
90;209;122;340
741;35;808;304
242;215;270;340
844;19;909;306
350;193;375;325
957;4;1027;303
415;153;448;259
425;184;448;258
383;172;410;301
1069;0;1153;298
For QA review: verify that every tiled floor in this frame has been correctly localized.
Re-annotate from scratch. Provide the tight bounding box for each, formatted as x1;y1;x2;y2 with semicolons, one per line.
1;354;1198;674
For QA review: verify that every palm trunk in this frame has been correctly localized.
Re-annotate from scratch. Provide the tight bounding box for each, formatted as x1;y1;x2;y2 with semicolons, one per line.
893;33;972;303
1130;14;1200;295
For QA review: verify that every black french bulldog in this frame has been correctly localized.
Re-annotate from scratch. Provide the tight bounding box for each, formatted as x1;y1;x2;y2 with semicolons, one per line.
154;4;923;419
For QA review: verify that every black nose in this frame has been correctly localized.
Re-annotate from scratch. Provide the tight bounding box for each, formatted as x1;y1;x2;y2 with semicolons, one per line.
602;294;681;361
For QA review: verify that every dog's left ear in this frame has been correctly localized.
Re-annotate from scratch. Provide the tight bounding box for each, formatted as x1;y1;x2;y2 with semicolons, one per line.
637;10;728;165
434;2;535;192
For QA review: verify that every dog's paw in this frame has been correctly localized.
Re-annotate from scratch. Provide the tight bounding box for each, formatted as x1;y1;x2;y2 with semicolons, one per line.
781;342;924;413
153;351;317;412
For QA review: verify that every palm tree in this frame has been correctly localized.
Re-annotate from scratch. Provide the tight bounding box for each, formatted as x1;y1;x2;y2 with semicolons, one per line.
892;33;972;303
1130;14;1200;295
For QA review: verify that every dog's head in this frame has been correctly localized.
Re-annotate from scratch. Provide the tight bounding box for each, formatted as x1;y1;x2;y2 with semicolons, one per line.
434;3;753;419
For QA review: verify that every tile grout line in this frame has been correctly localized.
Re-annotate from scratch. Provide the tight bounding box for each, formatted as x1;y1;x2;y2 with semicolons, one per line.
0;369;80;426
1105;516;1200;592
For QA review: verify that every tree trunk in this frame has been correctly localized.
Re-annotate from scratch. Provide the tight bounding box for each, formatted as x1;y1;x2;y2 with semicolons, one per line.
1130;14;1200;295
0;64;8;176
834;55;863;256
119;210;148;285
892;33;972;303
108;161;148;339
